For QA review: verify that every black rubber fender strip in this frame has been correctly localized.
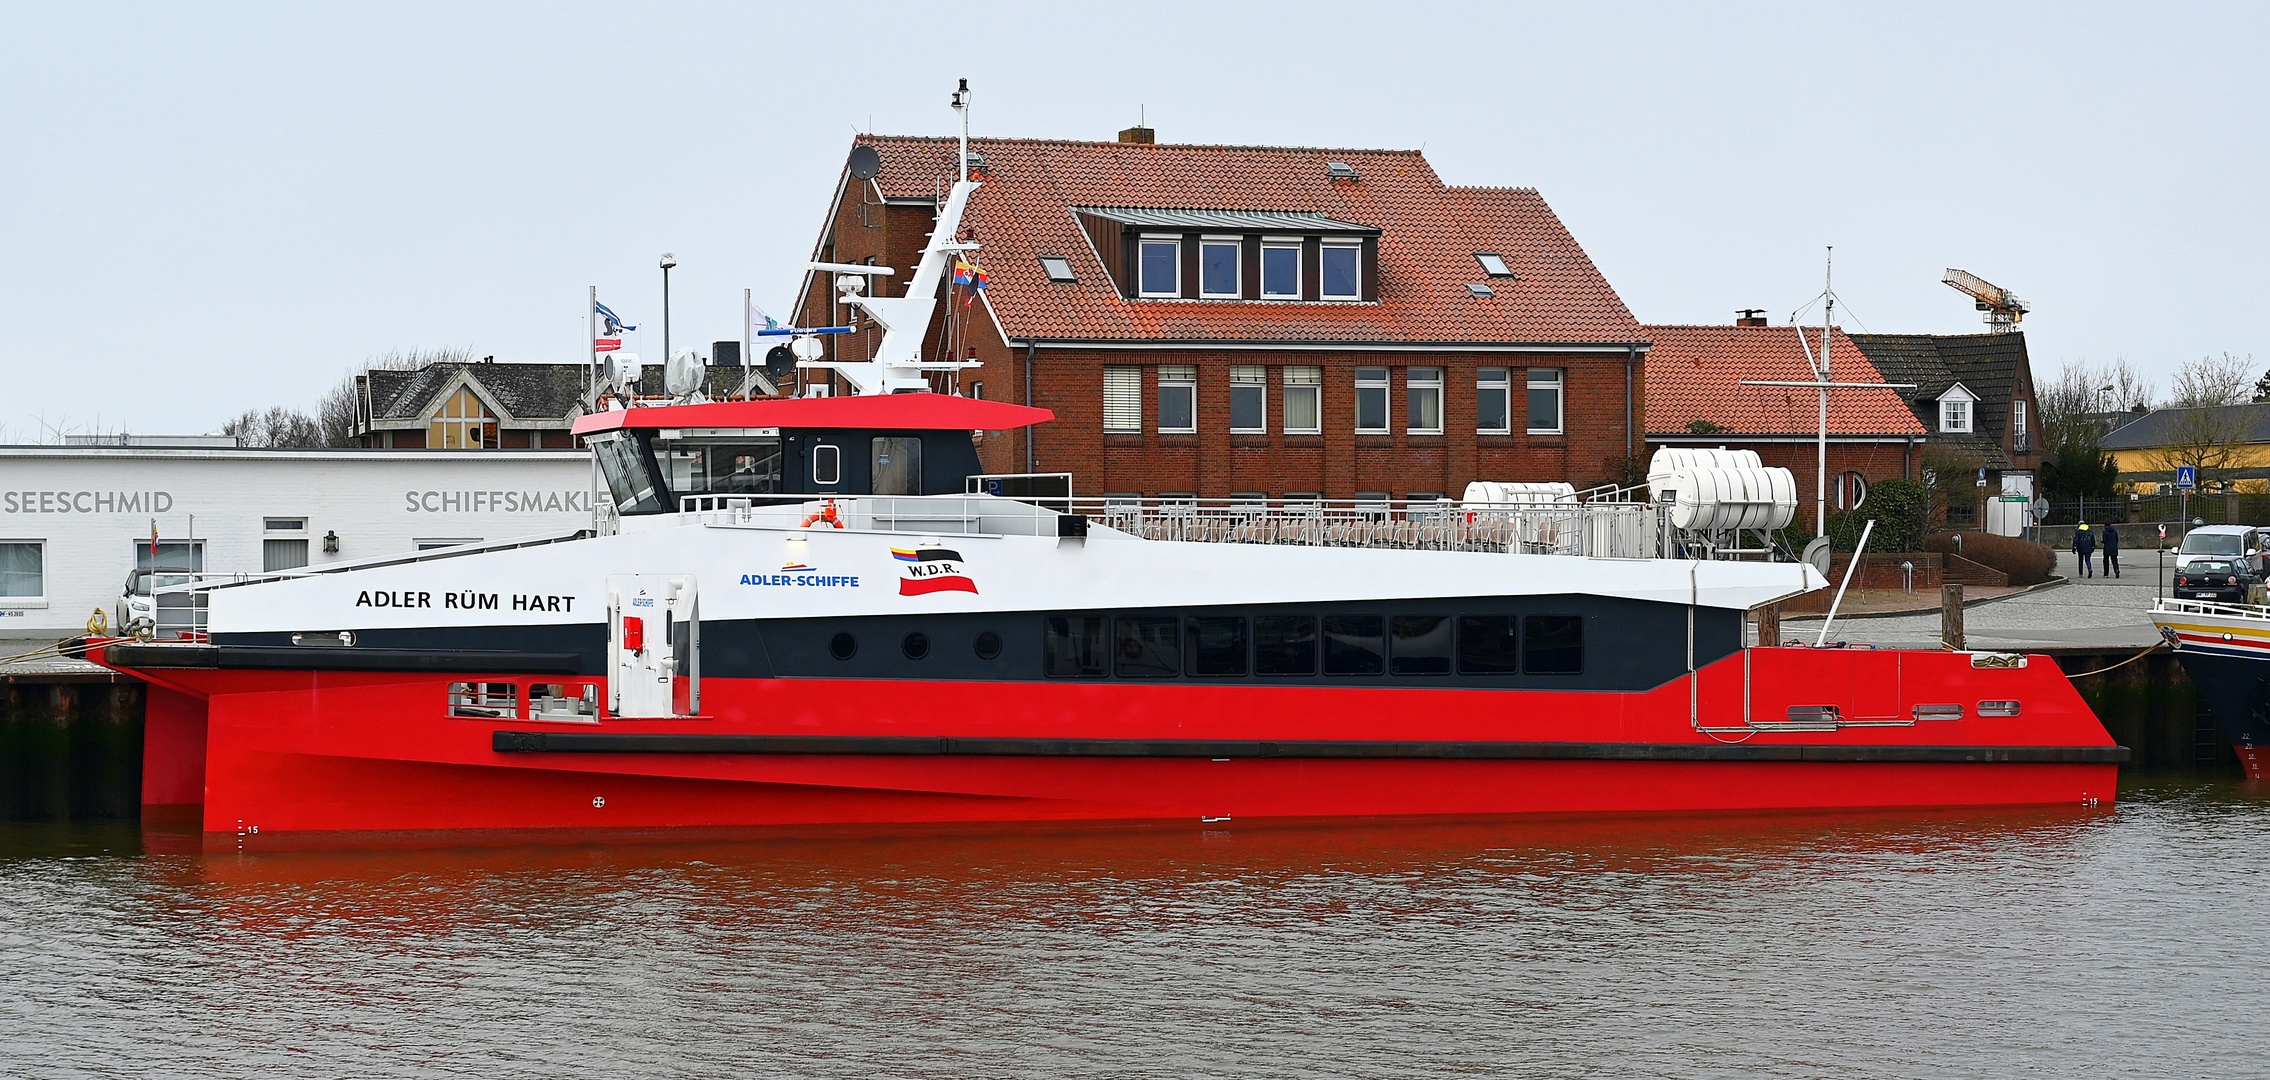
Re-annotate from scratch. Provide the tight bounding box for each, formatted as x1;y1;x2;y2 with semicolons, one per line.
491;731;2131;764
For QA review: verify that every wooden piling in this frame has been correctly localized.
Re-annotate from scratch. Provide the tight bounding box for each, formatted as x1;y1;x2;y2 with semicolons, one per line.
1941;584;1965;651
1756;603;1781;647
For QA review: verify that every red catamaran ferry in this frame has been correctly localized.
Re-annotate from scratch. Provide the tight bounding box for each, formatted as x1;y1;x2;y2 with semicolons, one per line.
91;94;2124;847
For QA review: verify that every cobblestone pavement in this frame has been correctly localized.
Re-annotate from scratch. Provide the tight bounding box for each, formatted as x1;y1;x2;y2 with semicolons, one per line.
1783;550;2173;651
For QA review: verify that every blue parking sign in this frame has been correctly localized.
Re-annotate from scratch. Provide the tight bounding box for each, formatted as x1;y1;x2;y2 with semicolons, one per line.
2177;465;2197;490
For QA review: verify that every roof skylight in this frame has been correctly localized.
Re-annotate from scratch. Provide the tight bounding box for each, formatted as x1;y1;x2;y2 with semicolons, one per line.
1326;161;1358;180
1038;256;1077;283
1475;253;1513;277
1466;283;1495;298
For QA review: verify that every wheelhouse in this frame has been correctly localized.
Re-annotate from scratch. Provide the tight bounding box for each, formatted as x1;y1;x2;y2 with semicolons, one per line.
572;394;1054;515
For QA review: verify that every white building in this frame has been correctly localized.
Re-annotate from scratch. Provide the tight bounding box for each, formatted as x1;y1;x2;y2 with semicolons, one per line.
0;446;595;638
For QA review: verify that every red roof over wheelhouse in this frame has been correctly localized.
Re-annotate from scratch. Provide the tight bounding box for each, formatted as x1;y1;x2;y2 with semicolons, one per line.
571;394;1055;437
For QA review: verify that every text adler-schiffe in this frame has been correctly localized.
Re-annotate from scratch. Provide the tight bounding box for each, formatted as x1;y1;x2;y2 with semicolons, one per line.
403;490;594;514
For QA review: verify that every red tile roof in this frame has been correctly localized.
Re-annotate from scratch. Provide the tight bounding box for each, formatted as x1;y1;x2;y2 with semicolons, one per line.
1643;325;1927;437
846;136;1642;345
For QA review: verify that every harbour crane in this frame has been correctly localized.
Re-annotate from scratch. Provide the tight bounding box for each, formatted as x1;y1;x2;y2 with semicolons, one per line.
1941;268;2029;333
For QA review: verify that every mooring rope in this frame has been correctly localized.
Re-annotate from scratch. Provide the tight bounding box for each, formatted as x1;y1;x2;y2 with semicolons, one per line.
2062;642;2165;680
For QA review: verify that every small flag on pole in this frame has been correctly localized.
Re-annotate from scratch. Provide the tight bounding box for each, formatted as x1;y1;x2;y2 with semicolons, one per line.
749;303;782;338
951;259;975;286
149;520;159;562
595;300;638;335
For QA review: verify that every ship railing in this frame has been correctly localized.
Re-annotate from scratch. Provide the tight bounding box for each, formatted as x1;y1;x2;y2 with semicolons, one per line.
675;493;1670;558
2153;596;2270;622
1067;496;1663;558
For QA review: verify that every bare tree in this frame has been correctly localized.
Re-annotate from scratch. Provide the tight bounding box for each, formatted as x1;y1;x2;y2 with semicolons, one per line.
305;346;475;446
222;406;325;447
2145;353;2262;485
2039;357;2155;449
2170;351;2253;408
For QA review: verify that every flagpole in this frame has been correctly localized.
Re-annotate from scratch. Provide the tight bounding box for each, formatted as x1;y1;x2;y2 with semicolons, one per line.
742;288;754;400
587;285;598;407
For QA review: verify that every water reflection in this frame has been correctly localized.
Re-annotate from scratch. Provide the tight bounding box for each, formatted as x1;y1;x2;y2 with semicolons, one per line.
2;778;2265;1079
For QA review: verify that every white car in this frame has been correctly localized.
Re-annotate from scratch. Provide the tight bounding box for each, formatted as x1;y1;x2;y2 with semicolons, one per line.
2174;525;2266;573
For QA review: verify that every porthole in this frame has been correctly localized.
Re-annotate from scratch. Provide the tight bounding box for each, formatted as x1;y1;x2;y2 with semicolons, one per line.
973;631;1002;660
902;631;930;660
828;632;857;660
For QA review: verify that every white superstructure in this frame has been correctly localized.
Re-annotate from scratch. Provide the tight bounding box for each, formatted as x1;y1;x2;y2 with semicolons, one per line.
0;446;594;636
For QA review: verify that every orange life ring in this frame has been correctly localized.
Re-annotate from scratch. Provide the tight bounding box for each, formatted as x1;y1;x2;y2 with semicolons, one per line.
801;500;845;529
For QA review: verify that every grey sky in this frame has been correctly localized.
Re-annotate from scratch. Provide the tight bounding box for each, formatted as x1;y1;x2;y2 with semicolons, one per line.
2;3;2261;439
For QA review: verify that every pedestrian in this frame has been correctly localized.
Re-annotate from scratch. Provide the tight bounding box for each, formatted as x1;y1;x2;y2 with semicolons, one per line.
2074;522;2096;579
2102;521;2121;579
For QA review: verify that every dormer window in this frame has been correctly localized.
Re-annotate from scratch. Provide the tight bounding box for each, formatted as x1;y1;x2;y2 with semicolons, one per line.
1938;383;1978;433
1321;242;1362;300
1261;241;1300;298
1137;237;1179;297
1200;238;1240;298
1475;253;1512;277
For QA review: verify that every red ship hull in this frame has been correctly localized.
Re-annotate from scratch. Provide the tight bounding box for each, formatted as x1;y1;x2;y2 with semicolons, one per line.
103;646;2123;846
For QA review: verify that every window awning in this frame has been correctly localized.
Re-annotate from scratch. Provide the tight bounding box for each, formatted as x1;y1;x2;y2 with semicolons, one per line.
1073;207;1379;235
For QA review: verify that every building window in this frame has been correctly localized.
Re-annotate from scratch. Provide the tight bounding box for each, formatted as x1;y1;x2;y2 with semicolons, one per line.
1158;365;1197;433
1941;398;1971;433
1038;256;1077;283
1230;365;1266;432
1526;368;1564;434
968;380;984;400
2012;400;2028;444
1406;367;1443;434
1104;366;1141;431
1836;471;1869;511
1355;366;1390;433
1283;366;1322;433
1320;242;1361;299
1261;242;1300;298
263;539;309;572
429;387;496;449
1200;239;1240;298
1138;238;1180;297
1475;253;1513;277
1477;367;1512;433
0;541;44;601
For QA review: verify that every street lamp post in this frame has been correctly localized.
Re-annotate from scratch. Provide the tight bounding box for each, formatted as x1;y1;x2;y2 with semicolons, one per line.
660;252;678;362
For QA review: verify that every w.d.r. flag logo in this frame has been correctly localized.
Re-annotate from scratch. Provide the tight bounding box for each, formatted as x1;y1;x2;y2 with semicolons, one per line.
892;545;978;596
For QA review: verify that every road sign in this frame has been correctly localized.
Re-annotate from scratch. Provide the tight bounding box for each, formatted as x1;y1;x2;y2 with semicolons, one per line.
2177;465;2197;490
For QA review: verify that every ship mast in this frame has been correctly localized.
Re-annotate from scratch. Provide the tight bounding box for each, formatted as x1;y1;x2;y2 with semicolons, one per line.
804;78;985;396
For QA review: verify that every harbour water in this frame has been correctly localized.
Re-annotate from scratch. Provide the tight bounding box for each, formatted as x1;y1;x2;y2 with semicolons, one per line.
3;777;2263;1079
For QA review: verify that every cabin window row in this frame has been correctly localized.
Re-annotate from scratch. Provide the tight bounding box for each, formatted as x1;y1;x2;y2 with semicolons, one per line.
1042;613;1583;679
1103;365;1563;436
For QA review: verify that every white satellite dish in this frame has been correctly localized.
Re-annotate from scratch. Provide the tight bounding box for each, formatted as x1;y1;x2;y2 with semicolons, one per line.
790;335;825;362
664;347;706;397
604;352;642;395
1801;536;1833;578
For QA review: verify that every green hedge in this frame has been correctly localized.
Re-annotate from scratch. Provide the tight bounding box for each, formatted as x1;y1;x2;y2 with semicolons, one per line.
1820;478;1931;553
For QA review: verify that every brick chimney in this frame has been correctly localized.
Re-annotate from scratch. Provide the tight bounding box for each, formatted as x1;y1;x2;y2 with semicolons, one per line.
1118;125;1155;144
1735;308;1768;327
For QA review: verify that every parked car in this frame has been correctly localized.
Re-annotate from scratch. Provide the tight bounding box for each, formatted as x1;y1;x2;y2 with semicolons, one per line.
2174;525;2267;573
2174;557;2260;603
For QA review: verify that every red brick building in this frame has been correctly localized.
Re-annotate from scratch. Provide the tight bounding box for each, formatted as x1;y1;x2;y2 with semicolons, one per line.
792;133;1650;500
1643;322;1927;513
